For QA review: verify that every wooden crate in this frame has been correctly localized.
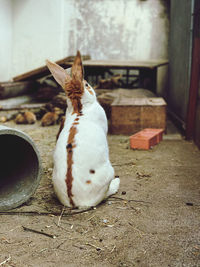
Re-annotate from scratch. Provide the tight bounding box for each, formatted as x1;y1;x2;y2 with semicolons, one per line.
110;96;166;135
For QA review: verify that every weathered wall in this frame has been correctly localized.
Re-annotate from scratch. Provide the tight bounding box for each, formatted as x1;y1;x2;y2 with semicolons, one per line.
0;0;12;81
67;0;169;61
194;84;200;148
168;0;193;125
12;0;69;77
0;0;169;85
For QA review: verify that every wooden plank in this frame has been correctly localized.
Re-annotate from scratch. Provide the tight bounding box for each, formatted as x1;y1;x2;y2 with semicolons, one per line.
82;59;169;69
0;81;37;99
0;95;36;110
13;55;91;82
112;97;166;106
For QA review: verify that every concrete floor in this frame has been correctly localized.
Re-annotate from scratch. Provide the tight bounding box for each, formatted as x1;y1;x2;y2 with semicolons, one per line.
0;118;200;266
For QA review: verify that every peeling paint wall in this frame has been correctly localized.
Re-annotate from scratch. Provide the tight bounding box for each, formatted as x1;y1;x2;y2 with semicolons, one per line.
67;0;169;61
0;0;169;84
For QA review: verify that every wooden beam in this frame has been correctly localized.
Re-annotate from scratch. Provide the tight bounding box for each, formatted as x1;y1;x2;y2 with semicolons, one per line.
13;55;91;82
0;81;37;99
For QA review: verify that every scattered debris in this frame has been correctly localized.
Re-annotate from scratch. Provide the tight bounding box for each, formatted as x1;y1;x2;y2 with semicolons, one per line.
136;172;151;179
41;109;60;126
51;92;67;110
185;202;194;206
0;207;94;216
56;240;68;249
110;245;116;253
0;255;11;266
87;215;96;221
15;111;36;124
57;207;65;226
1;237;11;244
36;85;60;101
94;74;122;89
22;226;56;239
85;242;103;251
109;196;151;204
112;161;135;167
73;244;87;250
0;116;7;123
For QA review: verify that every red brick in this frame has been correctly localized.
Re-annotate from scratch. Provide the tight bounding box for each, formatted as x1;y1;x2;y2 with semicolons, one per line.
129;128;164;150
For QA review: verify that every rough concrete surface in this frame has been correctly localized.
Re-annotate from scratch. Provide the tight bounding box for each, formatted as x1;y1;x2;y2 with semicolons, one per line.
0;120;199;267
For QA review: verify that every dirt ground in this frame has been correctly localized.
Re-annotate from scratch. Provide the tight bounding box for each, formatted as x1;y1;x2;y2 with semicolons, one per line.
0;118;200;267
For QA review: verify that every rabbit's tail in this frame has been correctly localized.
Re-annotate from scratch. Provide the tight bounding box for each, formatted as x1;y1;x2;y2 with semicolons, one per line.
106;178;120;197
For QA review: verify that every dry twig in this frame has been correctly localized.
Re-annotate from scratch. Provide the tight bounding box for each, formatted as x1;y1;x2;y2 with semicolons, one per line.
111;245;116;253
112;161;135;167
0;207;93;217
73;244;87;250
57;207;65;226
0;255;11;266
109;196;151;204
86;242;103;251
22;226;56;239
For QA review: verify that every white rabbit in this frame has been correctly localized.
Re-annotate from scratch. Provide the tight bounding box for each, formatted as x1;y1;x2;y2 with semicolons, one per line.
46;51;120;208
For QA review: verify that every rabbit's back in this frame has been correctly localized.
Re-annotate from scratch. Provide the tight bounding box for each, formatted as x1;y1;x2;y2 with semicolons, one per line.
53;101;114;207
46;51;119;208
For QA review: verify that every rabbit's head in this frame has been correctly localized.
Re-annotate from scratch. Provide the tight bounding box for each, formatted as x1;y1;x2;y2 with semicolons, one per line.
46;51;96;115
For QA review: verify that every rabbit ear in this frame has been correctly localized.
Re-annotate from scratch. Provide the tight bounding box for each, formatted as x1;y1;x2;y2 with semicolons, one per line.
71;51;84;81
46;60;71;88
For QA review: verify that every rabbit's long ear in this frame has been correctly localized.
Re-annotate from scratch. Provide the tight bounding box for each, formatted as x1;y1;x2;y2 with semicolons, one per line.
46;60;71;88
71;51;84;81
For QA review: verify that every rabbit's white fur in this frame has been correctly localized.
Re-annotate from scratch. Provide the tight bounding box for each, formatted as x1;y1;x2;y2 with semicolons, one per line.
46;52;120;208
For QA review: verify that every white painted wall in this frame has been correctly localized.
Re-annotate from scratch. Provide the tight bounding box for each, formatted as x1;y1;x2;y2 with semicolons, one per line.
12;0;67;77
69;0;169;61
0;0;169;86
0;0;12;81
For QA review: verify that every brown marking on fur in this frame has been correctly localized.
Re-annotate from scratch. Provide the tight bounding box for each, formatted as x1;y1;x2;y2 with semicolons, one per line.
66;125;77;207
90;169;95;174
65;79;84;115
87;87;94;95
64;51;85;207
71;50;84;81
67;143;72;149
86;180;91;184
84;80;94;95
56;116;65;140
